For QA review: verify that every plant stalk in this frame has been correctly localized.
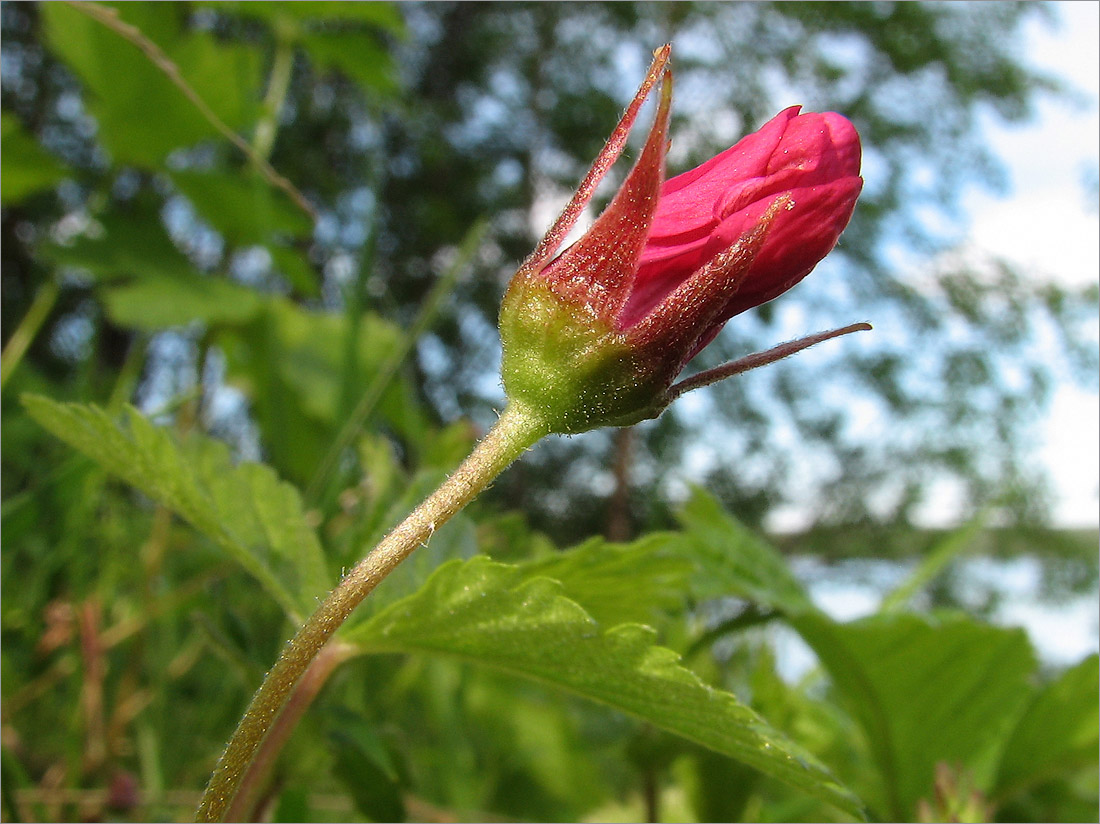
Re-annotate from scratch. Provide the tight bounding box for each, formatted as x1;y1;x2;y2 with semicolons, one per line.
1;279;60;392
251;18;296;162
230;641;356;822
195;403;547;822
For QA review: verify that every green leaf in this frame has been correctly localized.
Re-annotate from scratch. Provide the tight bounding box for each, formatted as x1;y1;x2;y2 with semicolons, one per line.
42;200;264;330
212;1;405;35
21;395;330;622
791;611;1036;820
41;3;261;166
44;206;195;283
325;707;406;822
299;32;399;96
101;273;263;330
994;654;1099;801
677;487;813;613
516;534;693;627
343;556;865;818
170;170;311;247
218;299;431;486
0;114;70;204
267;245;320;297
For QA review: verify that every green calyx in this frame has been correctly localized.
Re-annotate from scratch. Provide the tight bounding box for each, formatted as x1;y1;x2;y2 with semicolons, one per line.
499;276;670;434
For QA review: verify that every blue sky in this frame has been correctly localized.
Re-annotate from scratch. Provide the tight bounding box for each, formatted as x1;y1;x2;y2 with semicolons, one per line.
963;2;1099;527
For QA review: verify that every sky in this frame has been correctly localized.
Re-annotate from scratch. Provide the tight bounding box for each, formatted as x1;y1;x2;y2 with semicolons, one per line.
962;1;1099;527
779;2;1100;670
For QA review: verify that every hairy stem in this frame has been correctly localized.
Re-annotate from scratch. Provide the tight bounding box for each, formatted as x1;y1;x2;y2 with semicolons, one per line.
230;642;356;822
195;404;547;822
667;322;872;402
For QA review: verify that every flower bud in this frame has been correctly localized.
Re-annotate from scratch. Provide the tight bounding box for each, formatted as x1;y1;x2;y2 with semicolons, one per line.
499;46;863;434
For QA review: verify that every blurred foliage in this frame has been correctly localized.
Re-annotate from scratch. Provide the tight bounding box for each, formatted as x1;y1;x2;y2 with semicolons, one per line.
2;1;1097;822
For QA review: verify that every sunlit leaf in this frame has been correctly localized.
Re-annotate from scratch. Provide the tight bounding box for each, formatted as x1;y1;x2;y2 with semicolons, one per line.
101;273;263;330
22;396;330;622
516;534;692;627
344;556;865;818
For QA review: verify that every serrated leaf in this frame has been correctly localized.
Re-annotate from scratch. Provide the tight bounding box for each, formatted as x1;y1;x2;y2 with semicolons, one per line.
994;654;1099;801
22;395;330;622
343;556;864;818
792;611;1036;820
517;534;692;627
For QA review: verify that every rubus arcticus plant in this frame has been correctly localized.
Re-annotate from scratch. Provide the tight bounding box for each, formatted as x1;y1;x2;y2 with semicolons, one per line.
194;45;869;822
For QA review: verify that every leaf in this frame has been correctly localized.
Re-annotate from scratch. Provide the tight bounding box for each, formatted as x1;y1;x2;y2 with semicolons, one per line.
101;273;263;330
41;3;261;166
516;534;693;627
791;610;1036;820
267;245;320;297
324;707;406;823
299;32;399;97
0;114;70;204
677;487;813;613
211;1;405;35
44;206;195;283
42;200;264;330
22;395;330;622
994;654;1099;801
343;556;865;818
218;298;431;486
170;170;311;247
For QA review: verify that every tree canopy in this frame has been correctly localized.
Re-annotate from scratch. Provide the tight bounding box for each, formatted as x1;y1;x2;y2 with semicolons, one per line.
3;2;1095;546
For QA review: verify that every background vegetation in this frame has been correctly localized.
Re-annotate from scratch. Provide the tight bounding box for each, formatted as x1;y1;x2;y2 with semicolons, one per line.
2;2;1096;822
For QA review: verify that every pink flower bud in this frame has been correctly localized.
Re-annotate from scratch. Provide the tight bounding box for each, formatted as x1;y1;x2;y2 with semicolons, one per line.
499;46;863;434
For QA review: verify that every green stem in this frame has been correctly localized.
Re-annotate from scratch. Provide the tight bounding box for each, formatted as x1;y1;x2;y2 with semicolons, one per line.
195;403;547;822
1;279;60;392
251;18;296;162
229;641;356;822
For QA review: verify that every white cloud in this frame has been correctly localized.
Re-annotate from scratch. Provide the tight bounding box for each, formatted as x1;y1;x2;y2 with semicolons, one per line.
963;2;1100;526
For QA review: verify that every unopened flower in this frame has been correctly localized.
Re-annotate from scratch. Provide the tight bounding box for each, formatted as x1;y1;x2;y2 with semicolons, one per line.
500;46;866;434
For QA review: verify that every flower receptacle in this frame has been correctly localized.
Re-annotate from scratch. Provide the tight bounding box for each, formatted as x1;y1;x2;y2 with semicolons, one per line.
500;275;668;433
